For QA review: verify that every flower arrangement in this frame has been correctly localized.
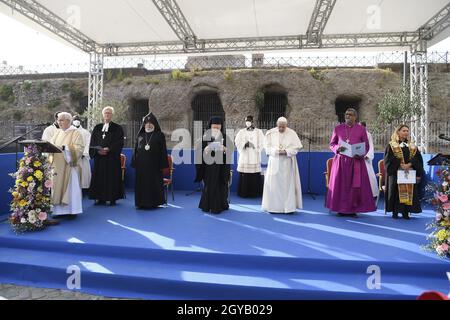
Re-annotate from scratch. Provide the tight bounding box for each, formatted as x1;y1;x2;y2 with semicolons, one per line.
9;144;53;233
424;164;450;258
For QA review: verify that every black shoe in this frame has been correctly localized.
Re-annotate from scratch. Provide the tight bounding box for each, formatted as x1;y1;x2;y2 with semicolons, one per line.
402;212;410;220
393;213;399;219
67;215;77;220
95;200;106;206
109;201;116;206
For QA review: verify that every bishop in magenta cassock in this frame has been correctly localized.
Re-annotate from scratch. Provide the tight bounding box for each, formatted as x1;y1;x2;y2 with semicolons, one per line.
326;108;376;217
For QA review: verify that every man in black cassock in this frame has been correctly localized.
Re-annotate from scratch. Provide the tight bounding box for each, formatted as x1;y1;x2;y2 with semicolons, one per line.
88;106;125;206
195;117;232;214
131;113;169;209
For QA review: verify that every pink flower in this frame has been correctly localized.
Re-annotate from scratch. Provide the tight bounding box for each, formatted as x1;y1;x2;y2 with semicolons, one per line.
443;202;450;210
437;193;449;203
38;212;47;221
44;180;52;189
439;243;449;253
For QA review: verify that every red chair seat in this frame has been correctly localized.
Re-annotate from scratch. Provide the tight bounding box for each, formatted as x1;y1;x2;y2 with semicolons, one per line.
163;178;172;185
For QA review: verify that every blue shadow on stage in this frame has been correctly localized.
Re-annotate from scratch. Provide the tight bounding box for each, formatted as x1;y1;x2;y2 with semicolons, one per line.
0;149;440;217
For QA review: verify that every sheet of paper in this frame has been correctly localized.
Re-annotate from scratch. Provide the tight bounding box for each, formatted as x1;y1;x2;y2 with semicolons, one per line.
397;170;416;184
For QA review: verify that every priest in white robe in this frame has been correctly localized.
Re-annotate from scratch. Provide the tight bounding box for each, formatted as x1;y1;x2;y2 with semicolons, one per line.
73;116;92;190
361;122;379;200
235;115;265;198
42;111;61;141
49;112;84;219
262;117;303;214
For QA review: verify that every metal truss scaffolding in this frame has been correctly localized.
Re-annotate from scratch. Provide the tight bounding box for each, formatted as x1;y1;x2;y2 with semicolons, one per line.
410;41;429;153
152;0;197;50
87;52;104;131
306;0;337;46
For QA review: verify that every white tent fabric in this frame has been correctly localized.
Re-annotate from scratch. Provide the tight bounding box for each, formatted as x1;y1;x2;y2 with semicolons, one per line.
0;0;448;51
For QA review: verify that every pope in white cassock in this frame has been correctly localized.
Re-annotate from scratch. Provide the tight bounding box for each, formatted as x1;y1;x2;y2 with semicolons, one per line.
49;112;84;218
262;117;303;214
73;115;92;190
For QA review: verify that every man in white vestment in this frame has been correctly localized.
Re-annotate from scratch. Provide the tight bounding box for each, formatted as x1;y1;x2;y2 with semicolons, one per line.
235;115;265;198
73;115;92;190
361;122;379;200
49;112;84;219
262;117;303;214
42;111;61;141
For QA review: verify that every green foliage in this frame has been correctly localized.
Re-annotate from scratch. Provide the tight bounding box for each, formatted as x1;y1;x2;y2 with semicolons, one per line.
374;85;421;133
13;110;24;121
143;76;160;85
224;68;233;81
254;89;264;109
22;81;32;91
0;84;15;104
81;99;129;126
171;69;192;81
308;68;326;81
47;99;61;110
116;69;126;82
105;69;114;82
37;82;48;94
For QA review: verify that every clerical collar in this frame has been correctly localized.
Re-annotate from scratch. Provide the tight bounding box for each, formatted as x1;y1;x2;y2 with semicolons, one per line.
246;126;255;131
102;122;110;132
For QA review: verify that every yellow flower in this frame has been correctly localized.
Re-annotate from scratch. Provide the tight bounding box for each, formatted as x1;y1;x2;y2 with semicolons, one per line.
18;199;27;207
34;170;43;181
21;182;28;187
33;161;42;167
15;179;22;186
436;229;449;242
27;176;34;182
12;191;19;198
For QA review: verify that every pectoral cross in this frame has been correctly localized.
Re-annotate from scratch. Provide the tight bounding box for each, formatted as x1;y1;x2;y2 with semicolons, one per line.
102;132;106;139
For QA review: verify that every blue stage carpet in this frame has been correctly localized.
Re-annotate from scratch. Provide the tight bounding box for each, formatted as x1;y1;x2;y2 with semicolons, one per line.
0;191;449;300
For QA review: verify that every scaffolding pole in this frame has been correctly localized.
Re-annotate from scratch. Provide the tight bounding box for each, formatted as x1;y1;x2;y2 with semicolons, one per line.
87;52;104;131
410;41;429;153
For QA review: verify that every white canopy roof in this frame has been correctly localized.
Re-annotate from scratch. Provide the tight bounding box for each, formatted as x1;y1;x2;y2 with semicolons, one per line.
0;0;449;55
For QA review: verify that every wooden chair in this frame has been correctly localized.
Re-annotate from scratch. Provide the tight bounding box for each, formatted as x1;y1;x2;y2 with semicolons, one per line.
162;155;175;203
120;154;126;181
324;158;333;208
376;159;385;212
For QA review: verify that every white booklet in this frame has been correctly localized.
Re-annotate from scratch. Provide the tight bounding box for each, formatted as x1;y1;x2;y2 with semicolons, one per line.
339;140;366;157
208;141;222;151
397;170;416;184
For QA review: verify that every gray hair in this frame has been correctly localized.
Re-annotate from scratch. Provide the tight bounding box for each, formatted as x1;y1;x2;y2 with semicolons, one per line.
345;108;358;117
276;117;288;125
58;112;73;122
102;106;115;115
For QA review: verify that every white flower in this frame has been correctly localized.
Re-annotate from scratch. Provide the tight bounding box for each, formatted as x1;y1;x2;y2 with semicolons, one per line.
29;216;37;224
36;208;41;213
28;210;36;218
443;181;449;187
20;218;27;224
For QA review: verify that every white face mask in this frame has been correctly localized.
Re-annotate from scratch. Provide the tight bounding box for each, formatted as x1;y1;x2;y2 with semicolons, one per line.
245;121;252;128
73;120;81;128
145;128;154;133
211;128;221;138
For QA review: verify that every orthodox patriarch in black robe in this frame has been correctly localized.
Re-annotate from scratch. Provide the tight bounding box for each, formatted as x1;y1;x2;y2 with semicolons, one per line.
131;113;169;209
384;135;424;219
89;121;125;205
195;117;232;214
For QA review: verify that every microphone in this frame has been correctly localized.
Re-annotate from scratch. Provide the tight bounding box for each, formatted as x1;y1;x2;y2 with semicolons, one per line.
438;134;450;141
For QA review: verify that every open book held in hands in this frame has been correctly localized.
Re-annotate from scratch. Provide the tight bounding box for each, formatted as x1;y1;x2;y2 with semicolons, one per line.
339;140;366;158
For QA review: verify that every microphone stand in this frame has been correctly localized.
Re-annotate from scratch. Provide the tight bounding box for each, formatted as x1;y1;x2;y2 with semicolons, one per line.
299;134;318;200
0;124;48;171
